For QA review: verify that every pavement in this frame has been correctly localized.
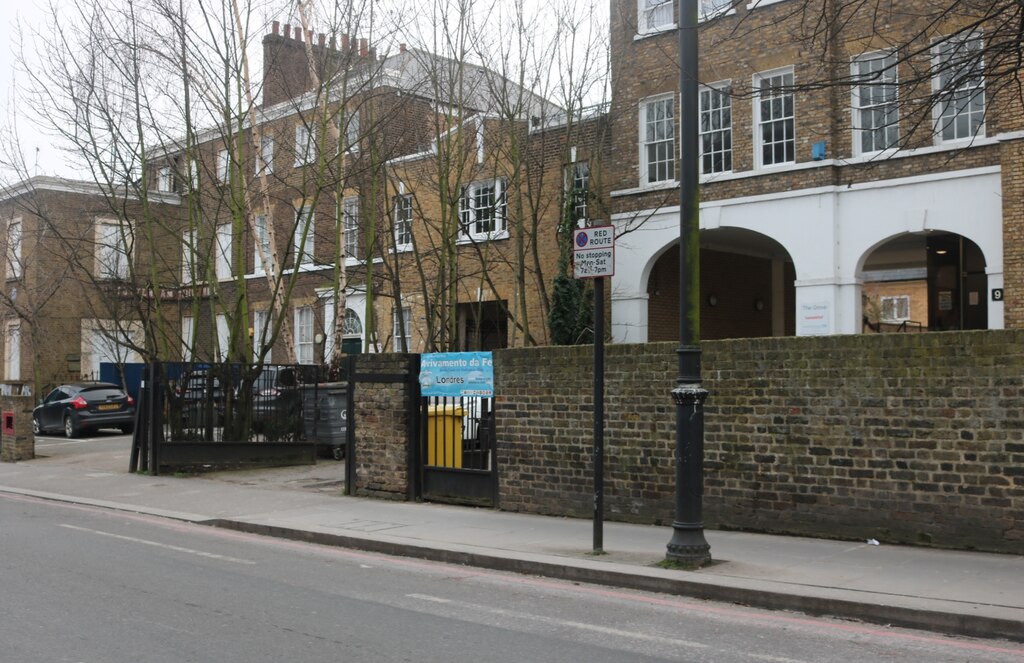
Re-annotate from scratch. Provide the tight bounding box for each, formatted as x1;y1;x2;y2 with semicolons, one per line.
1;438;1022;645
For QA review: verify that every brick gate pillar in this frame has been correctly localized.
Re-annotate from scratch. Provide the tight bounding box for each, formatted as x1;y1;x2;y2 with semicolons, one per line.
1;389;36;462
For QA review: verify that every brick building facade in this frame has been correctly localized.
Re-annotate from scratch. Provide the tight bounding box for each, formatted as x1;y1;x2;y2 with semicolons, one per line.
4;1;1024;389
608;0;1020;343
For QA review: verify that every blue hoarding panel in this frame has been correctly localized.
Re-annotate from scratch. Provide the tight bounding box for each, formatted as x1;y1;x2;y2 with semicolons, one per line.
419;352;494;397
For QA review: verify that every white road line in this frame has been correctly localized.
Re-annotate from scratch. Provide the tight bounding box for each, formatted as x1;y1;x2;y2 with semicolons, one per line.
747;654;811;663
406;593;451;604
406;594;709;649
59;524;256;565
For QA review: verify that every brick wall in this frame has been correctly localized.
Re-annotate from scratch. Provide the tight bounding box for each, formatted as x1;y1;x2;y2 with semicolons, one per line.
351;353;416;499
494;332;1024;553
0;393;34;462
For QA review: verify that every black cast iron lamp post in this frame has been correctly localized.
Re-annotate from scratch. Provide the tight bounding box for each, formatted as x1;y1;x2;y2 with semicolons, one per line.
665;0;711;567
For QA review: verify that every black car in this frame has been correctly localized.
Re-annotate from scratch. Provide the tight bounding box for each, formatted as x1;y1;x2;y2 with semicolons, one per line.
33;382;135;438
249;366;303;439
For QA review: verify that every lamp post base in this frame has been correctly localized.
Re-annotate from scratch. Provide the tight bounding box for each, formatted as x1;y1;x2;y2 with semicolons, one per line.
666;522;711;567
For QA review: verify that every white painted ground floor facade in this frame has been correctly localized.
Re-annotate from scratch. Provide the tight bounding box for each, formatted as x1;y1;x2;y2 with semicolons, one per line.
610;165;1004;343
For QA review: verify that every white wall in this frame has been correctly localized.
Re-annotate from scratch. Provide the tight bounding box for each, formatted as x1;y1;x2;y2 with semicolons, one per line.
610;166;1003;341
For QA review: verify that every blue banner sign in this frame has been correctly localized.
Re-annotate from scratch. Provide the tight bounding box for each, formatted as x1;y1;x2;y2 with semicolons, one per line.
419;352;494;397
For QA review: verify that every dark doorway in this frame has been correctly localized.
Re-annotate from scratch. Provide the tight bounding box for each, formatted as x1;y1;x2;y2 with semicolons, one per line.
927;234;988;331
458;301;508;351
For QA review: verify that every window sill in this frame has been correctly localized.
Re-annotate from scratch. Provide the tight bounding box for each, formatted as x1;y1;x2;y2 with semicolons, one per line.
934;134;987;148
633;24;676;41
700;7;736;21
457;230;510;244
610;180;679;198
745;0;788;9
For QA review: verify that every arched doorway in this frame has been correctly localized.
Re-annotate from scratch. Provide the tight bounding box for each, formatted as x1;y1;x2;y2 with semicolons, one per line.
646;229;796;341
860;232;988;332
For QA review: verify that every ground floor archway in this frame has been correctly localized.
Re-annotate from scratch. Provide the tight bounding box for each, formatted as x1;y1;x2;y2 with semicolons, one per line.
646;229;795;341
610;166;1003;342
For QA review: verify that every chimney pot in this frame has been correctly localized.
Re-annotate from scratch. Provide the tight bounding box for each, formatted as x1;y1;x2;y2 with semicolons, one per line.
399;43;406;53
272;20;280;35
318;33;326;48
341;34;349;51
294;26;302;40
306;29;313;43
359;38;368;57
283;23;291;38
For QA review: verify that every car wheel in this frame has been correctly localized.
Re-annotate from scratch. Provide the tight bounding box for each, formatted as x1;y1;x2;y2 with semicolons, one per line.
120;423;134;435
332;446;345;461
32;416;41;435
64;415;78;439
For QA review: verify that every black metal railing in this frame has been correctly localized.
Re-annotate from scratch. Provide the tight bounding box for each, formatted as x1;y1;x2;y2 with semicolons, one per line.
157;362;345;444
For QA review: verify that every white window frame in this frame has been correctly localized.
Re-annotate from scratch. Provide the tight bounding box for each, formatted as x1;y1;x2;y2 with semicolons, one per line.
253;309;271;362
188;159;199;191
640;94;676;186
295;124;313;166
316;289;338;360
181;315;194;362
565;161;590;225
182;229;197;285
253;214;271;275
394;194;413;250
81;319;142;379
933;33;986;144
699;83;733;174
294;306;315;364
257;136;274;175
216;313;230;361
851;51;899;156
95;218;131;280
6;218;21;280
393;305;412;352
638;0;674;34
459;179;508;241
4;320;19;381
699;0;733;21
294;204;315;266
344;112;360;153
343;197;360;260
215;224;232;280
880;295;911;322
754;67;796;168
217;149;230;183
157;166;174;192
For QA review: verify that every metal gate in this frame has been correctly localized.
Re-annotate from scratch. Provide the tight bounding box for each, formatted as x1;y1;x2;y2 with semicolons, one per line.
414;351;497;507
418;395;496;506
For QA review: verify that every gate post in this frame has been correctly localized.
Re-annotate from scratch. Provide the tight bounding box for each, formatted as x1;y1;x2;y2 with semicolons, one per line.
0;385;34;462
408;353;422;502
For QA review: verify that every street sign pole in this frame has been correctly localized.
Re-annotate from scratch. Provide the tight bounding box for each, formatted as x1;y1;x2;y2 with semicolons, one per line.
572;226;614;555
593;275;604;553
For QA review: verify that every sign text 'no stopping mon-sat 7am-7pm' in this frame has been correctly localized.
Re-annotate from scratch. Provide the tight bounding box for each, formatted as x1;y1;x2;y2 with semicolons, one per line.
573;226;615;279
